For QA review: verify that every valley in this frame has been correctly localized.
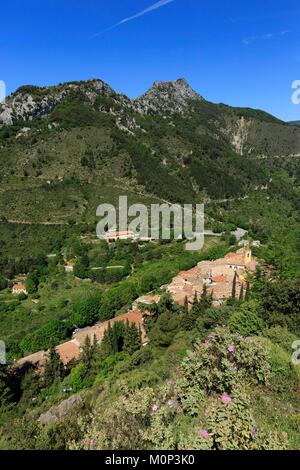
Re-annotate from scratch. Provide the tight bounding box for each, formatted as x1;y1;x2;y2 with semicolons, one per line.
0;78;299;451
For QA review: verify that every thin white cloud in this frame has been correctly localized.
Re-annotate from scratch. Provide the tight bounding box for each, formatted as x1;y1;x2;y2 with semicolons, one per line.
91;0;175;38
243;30;290;46
243;36;256;45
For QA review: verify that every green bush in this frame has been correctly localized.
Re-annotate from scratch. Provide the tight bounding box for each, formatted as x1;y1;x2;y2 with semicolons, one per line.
178;389;288;450
257;337;300;390
260;280;300;335
229;301;264;336
263;325;298;353
20;320;72;355
0;276;8;291
73;295;101;328
65;364;88;393
176;327;271;415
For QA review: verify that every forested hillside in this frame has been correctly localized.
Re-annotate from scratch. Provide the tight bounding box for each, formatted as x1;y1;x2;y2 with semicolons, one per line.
0;78;299;450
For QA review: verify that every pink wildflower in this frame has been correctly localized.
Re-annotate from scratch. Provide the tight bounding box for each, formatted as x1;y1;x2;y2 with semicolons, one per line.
152;404;159;413
221;394;232;404
200;429;209;439
228;345;235;353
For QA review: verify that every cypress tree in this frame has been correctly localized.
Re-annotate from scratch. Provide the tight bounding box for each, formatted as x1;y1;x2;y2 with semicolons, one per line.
239;284;244;303
232;272;237;300
44;347;65;386
193;291;199;308
124;322;141;355
200;284;212;311
81;335;96;368
183;296;189;316
111;323;119;354
100;326;112;357
201;284;208;303
245;282;250;301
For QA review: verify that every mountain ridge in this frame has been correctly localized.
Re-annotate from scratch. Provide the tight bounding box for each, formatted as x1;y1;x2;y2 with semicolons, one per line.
0;77;287;126
0;76;300;230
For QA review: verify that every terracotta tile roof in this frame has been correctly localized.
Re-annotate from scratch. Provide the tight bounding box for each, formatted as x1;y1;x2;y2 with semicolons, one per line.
211;276;226;283
18;310;147;369
18;350;48;368
13;284;26;290
56;341;81;365
74;310;147;346
224;252;245;265
207;282;232;300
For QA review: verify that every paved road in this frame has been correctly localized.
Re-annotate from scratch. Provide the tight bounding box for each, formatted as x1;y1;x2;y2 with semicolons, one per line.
205;228;247;241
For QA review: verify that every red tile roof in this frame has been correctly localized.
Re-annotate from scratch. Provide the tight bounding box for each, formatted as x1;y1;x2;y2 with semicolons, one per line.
56;341;81;365
211;276;226;283
13;284;26;290
18;350;48;368
74;310;147;347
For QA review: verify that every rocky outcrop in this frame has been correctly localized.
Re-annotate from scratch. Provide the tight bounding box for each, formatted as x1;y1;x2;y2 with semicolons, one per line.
2;77;300;159
133;78;203;115
38;394;83;425
221;117;254;155
0;77;203;130
0;79;127;126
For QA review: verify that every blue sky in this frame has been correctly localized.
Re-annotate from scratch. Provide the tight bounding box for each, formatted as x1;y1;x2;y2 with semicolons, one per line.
1;0;300;121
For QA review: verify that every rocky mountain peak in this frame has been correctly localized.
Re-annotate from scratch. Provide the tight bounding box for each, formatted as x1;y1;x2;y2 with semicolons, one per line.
0;79;125;126
133;78;203;115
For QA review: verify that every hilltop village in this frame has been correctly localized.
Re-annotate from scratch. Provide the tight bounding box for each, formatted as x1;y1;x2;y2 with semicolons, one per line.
18;244;257;369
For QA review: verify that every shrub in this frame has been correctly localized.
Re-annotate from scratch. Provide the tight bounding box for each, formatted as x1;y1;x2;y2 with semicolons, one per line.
0;277;7;291
149;311;181;348
130;347;153;367
65;364;88;393
229;301;264;336
73;295;101;328
263;325;298;353
257;337;300;391
20;320;72;355
176;327;271;415
260;280;300;335
69;387;156;450
178;388;288;450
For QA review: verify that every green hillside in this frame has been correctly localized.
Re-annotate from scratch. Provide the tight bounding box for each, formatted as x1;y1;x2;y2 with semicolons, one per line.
0;78;300;450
